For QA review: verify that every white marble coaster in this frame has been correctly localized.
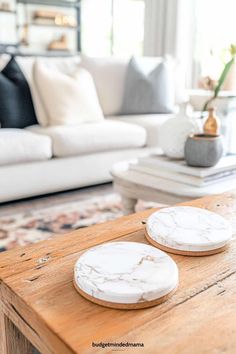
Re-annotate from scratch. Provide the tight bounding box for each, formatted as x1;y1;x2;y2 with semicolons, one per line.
146;206;232;255
74;241;178;309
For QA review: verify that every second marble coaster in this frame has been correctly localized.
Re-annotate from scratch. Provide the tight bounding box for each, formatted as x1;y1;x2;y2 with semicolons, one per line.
74;241;178;309
145;206;232;256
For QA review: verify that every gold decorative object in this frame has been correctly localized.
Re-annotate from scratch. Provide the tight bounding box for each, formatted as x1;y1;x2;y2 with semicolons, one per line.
34;9;76;27
47;34;69;51
56;15;76;27
203;107;221;136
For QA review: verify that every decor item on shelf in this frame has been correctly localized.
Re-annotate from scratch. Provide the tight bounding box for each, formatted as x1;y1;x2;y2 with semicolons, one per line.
34;10;62;20
159;102;198;159
0;2;11;11
184;134;223;168
55;14;76;27
145;206;232;256
20;24;29;46
47;34;69;51
202;44;236;113
33;10;76;27
74;242;179;309
203;107;221;135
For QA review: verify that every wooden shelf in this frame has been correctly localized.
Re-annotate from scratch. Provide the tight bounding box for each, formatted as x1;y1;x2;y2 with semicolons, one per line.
18;22;78;29
0;9;16;14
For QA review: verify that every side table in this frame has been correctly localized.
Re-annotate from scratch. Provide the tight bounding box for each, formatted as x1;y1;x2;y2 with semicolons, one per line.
111;160;236;214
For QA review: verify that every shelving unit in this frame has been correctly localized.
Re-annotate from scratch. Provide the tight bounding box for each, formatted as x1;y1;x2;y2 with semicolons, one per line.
0;0;81;53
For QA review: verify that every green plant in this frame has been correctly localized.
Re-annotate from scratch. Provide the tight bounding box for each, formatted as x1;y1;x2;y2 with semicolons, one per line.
202;44;236;113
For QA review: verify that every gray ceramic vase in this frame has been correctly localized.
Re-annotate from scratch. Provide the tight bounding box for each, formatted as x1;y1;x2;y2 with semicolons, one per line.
184;134;223;167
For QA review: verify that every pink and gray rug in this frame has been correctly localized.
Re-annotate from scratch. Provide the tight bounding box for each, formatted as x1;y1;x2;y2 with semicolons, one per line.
0;194;157;252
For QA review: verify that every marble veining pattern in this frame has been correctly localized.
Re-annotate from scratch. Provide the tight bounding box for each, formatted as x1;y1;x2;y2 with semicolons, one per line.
146;206;232;252
74;242;178;304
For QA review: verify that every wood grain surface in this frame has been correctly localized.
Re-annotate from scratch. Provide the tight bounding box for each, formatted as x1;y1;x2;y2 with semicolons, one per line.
1;190;236;353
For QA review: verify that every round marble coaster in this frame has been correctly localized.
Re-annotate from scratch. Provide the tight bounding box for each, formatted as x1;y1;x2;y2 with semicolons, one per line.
146;206;232;256
74;241;178;309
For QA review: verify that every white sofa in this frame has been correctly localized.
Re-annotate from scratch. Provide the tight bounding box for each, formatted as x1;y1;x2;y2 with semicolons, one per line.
0;55;179;203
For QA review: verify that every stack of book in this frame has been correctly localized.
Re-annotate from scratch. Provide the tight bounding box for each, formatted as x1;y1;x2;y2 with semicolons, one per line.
129;154;236;188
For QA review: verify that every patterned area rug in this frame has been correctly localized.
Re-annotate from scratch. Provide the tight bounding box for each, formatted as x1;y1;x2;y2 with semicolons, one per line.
0;193;157;252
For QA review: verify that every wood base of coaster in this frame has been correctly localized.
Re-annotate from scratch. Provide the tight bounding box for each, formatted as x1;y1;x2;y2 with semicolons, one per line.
145;230;228;257
73;280;177;310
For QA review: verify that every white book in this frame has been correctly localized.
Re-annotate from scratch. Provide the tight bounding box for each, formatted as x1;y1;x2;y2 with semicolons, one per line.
126;169;236;199
138;154;236;178
129;163;236;187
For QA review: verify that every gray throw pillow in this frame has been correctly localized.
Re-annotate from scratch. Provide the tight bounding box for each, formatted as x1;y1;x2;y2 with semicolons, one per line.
120;57;175;114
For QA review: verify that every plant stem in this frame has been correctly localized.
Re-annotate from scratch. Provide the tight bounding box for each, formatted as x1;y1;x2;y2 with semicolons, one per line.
201;57;235;115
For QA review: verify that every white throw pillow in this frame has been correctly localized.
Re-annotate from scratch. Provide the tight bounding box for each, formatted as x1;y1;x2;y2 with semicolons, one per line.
17;56;81;127
34;60;104;126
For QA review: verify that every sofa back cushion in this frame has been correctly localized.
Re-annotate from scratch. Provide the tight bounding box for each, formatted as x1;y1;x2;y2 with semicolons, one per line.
34;60;104;126
81;55;129;116
0;57;38;128
120;57;175;114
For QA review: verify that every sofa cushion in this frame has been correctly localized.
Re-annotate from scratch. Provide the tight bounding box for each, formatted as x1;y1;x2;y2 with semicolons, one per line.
120;57;175;114
109;114;174;147
16;56;81;127
27;120;146;157
0;129;52;166
34;60;104;126
81;55;129;116
0;57;38;128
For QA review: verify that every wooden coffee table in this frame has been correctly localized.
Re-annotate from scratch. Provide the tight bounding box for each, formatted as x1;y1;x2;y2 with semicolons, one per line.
1;191;236;354
111;160;236;214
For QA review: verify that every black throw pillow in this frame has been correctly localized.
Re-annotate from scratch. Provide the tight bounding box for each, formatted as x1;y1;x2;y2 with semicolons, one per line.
0;57;38;128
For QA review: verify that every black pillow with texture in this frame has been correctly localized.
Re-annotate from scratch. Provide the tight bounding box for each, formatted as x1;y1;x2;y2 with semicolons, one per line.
0;57;38;128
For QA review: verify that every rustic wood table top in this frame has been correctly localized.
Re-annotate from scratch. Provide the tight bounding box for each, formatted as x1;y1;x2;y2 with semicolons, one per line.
1;191;236;354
